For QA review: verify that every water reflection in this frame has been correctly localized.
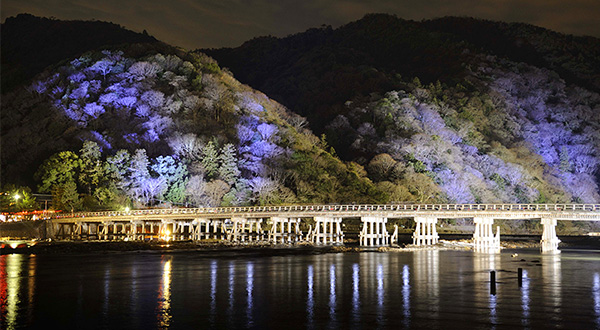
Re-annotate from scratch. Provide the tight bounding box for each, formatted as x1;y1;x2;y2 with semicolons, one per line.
228;261;235;328
543;254;561;322
246;262;254;328
210;260;217;327
414;250;439;322
376;263;384;325
521;269;530;327
103;266;110;321
402;264;410;328
1;254;21;328
307;264;314;329
473;252;499;328
157;256;172;329
593;273;599;328
2;250;600;329
352;263;359;325
329;263;337;327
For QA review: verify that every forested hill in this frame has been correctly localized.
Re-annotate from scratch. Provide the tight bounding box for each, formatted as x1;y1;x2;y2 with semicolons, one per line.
1;14;599;212
1;14;386;211
204;13;600;204
1;13;158;93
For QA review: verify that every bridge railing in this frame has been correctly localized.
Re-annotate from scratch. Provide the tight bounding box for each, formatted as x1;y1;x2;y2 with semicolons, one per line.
49;203;600;220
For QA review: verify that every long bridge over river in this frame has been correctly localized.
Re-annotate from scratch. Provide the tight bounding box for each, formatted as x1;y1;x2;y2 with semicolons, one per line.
48;204;600;253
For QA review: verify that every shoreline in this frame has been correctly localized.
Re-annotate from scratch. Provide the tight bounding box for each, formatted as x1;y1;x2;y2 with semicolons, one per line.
1;235;598;255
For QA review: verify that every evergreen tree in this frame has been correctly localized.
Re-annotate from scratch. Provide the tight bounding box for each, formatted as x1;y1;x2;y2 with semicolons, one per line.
52;181;81;212
201;140;219;179
79;141;104;195
35;151;81;193
218;143;240;184
128;149;150;201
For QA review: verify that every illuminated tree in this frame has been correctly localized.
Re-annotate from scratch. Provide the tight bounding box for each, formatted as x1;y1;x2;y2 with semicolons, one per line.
201;140;219;179
0;185;37;212
35;151;81;193
79;141;105;195
218;143;240;184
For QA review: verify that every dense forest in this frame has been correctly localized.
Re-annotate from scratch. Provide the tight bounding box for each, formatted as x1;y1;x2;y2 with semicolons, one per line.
1;13;599;212
205;14;600;204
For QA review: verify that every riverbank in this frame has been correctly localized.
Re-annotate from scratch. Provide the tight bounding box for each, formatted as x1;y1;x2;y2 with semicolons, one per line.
2;235;598;255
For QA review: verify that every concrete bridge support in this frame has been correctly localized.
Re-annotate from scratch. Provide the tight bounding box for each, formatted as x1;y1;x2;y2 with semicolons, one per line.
359;216;389;246
309;217;343;244
412;217;439;246
541;217;561;253
268;217;302;243
191;219;212;240
473;217;500;252
228;218;263;242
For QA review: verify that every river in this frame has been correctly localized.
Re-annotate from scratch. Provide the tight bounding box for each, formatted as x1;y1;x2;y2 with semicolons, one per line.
1;248;599;329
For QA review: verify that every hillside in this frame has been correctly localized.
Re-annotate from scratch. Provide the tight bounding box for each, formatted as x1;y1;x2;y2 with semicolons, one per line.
1;23;384;210
1;13;599;211
204;14;600;203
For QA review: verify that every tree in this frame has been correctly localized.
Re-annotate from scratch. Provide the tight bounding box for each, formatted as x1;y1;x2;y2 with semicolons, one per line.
201;140;219;179
218;144;240;184
52;181;81;212
204;179;229;207
35;151;81;193
367;153;397;182
79;141;104;195
0;185;38;212
128;149;150;201
185;175;206;206
106;149;131;191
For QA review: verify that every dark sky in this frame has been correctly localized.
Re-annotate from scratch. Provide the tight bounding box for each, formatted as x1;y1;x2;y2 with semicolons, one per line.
3;0;599;50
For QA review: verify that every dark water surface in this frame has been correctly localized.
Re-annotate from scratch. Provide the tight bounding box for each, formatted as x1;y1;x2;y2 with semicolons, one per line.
1;248;599;329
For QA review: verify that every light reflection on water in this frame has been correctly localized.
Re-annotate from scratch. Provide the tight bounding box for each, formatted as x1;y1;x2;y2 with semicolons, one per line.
0;249;599;329
307;264;314;329
402;264;410;328
521;269;530;327
157;256;172;329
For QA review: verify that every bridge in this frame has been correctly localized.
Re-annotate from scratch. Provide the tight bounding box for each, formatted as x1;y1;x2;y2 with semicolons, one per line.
48;204;600;253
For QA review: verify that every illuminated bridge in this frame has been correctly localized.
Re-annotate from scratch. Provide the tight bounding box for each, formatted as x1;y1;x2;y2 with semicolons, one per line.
49;204;600;253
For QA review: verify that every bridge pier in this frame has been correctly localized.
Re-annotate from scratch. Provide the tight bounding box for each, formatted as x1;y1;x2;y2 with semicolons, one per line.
473;217;500;252
228;218;263;242
412;217;439;246
359;217;389;246
309;217;343;245
192;219;212;240
268;217;302;243
541;217;561;253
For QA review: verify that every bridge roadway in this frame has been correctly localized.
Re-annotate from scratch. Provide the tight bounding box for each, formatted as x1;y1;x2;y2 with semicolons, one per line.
49;204;600;252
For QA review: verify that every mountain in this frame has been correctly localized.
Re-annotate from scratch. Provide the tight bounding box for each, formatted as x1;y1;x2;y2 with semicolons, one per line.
1;13;158;93
204;14;600;204
1;14;384;210
2;14;599;211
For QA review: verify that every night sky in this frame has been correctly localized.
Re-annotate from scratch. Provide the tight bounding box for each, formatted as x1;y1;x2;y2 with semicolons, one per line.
2;0;599;50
